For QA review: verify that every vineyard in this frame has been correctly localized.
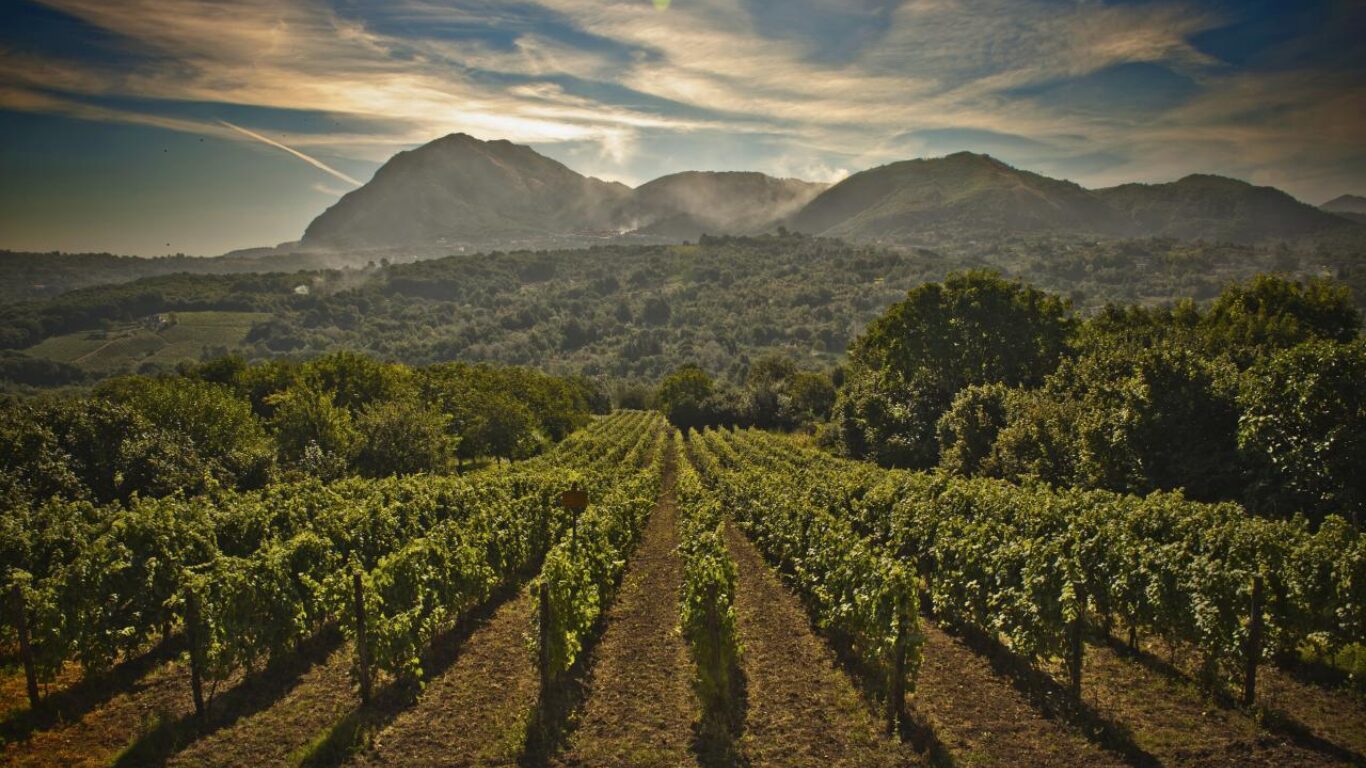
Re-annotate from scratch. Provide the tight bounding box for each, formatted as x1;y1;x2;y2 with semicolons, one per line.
1;418;1364;767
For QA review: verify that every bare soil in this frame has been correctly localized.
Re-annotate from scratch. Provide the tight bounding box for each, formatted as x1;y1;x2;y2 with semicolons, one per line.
1258;663;1366;762
554;462;699;767
1057;636;1361;767
722;524;915;768
913;621;1125;768
168;638;354;768
347;585;540;768
0;649;235;767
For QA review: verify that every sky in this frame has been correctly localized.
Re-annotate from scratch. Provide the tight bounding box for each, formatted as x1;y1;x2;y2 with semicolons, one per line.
0;0;1362;256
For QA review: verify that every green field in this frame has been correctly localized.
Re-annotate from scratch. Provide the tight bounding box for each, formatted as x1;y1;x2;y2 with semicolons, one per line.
24;311;268;373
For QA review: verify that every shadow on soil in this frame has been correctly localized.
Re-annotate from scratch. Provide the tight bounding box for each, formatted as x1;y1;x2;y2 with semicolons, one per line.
946;622;1159;768
293;578;528;768
519;455;674;767
690;665;750;768
1104;634;1366;767
1258;707;1366;767
112;627;344;767
517;601;618;767
0;637;182;745
740;538;949;765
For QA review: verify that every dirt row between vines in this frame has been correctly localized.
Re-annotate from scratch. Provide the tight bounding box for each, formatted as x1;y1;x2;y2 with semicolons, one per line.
552;456;699;767
721;523;914;768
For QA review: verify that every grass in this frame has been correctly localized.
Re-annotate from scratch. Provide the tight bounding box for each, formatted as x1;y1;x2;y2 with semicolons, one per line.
24;311;268;372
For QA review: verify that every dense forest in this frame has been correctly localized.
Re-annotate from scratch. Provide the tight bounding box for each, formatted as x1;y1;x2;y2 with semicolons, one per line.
0;354;601;510
3;233;1364;389
831;271;1363;529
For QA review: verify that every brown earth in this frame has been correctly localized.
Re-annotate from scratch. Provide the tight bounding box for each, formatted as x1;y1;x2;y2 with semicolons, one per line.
722;524;915;768
168;638;355;768
348;585;541;768
1055;636;1361;767
554;458;699;767
913;621;1126;768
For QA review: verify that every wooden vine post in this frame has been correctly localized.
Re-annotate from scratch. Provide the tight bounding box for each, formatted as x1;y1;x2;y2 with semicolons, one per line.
1067;601;1086;698
537;581;553;694
185;589;206;717
885;589;909;734
353;571;372;705
10;583;40;709
562;488;587;554
1243;574;1264;707
702;580;727;716
705;583;723;686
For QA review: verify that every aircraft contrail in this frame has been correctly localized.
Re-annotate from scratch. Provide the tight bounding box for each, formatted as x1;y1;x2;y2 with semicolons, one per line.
217;119;363;187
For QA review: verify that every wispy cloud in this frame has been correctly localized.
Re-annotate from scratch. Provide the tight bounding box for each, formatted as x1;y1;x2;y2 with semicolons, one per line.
218;119;362;187
0;0;1362;202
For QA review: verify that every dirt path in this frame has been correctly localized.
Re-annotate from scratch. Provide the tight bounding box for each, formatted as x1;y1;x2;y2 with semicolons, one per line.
555;459;698;768
913;622;1126;768
722;525;914;768
349;585;540;768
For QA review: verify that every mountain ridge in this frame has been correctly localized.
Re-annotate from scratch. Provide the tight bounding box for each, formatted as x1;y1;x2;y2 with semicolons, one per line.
299;135;1361;250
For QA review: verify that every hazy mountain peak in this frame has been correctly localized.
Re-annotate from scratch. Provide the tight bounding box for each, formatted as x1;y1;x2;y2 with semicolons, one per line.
302;133;632;247
1322;194;1366;213
300;134;1359;250
788;149;1111;239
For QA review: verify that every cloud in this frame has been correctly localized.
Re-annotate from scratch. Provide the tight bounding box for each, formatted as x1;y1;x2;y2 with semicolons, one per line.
0;0;1361;202
311;181;349;196
219;120;362;187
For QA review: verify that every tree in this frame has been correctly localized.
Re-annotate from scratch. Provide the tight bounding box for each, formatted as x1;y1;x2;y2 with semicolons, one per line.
987;390;1080;486
783;371;836;427
1238;339;1366;525
641;296;672;326
936;383;1011;477
302;351;411;413
354;396;456;477
97;376;274;489
1201;275;1360;366
476;394;543;462
267;383;358;479
839;271;1071;467
1045;341;1242;500
656;365;715;430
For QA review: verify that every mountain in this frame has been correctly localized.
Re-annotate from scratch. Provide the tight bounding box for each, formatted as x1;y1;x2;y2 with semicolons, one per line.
302;133;632;248
301;136;825;248
1322;194;1366;214
1322;194;1366;224
1095;175;1354;241
787;152;1124;241
788;152;1357;244
302;137;1359;251
621;171;826;238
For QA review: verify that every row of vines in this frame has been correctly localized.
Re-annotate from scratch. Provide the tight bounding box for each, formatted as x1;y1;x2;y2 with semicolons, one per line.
689;428;922;731
703;427;1365;706
675;430;742;732
1;411;667;716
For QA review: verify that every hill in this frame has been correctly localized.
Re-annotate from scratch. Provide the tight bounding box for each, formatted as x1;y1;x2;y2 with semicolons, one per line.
1323;194;1366;224
1322;194;1366;214
788;152;1359;244
299;135;828;250
622;171;826;238
6;232;1364;388
1095;175;1355;241
301;133;634;247
787;152;1121;241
